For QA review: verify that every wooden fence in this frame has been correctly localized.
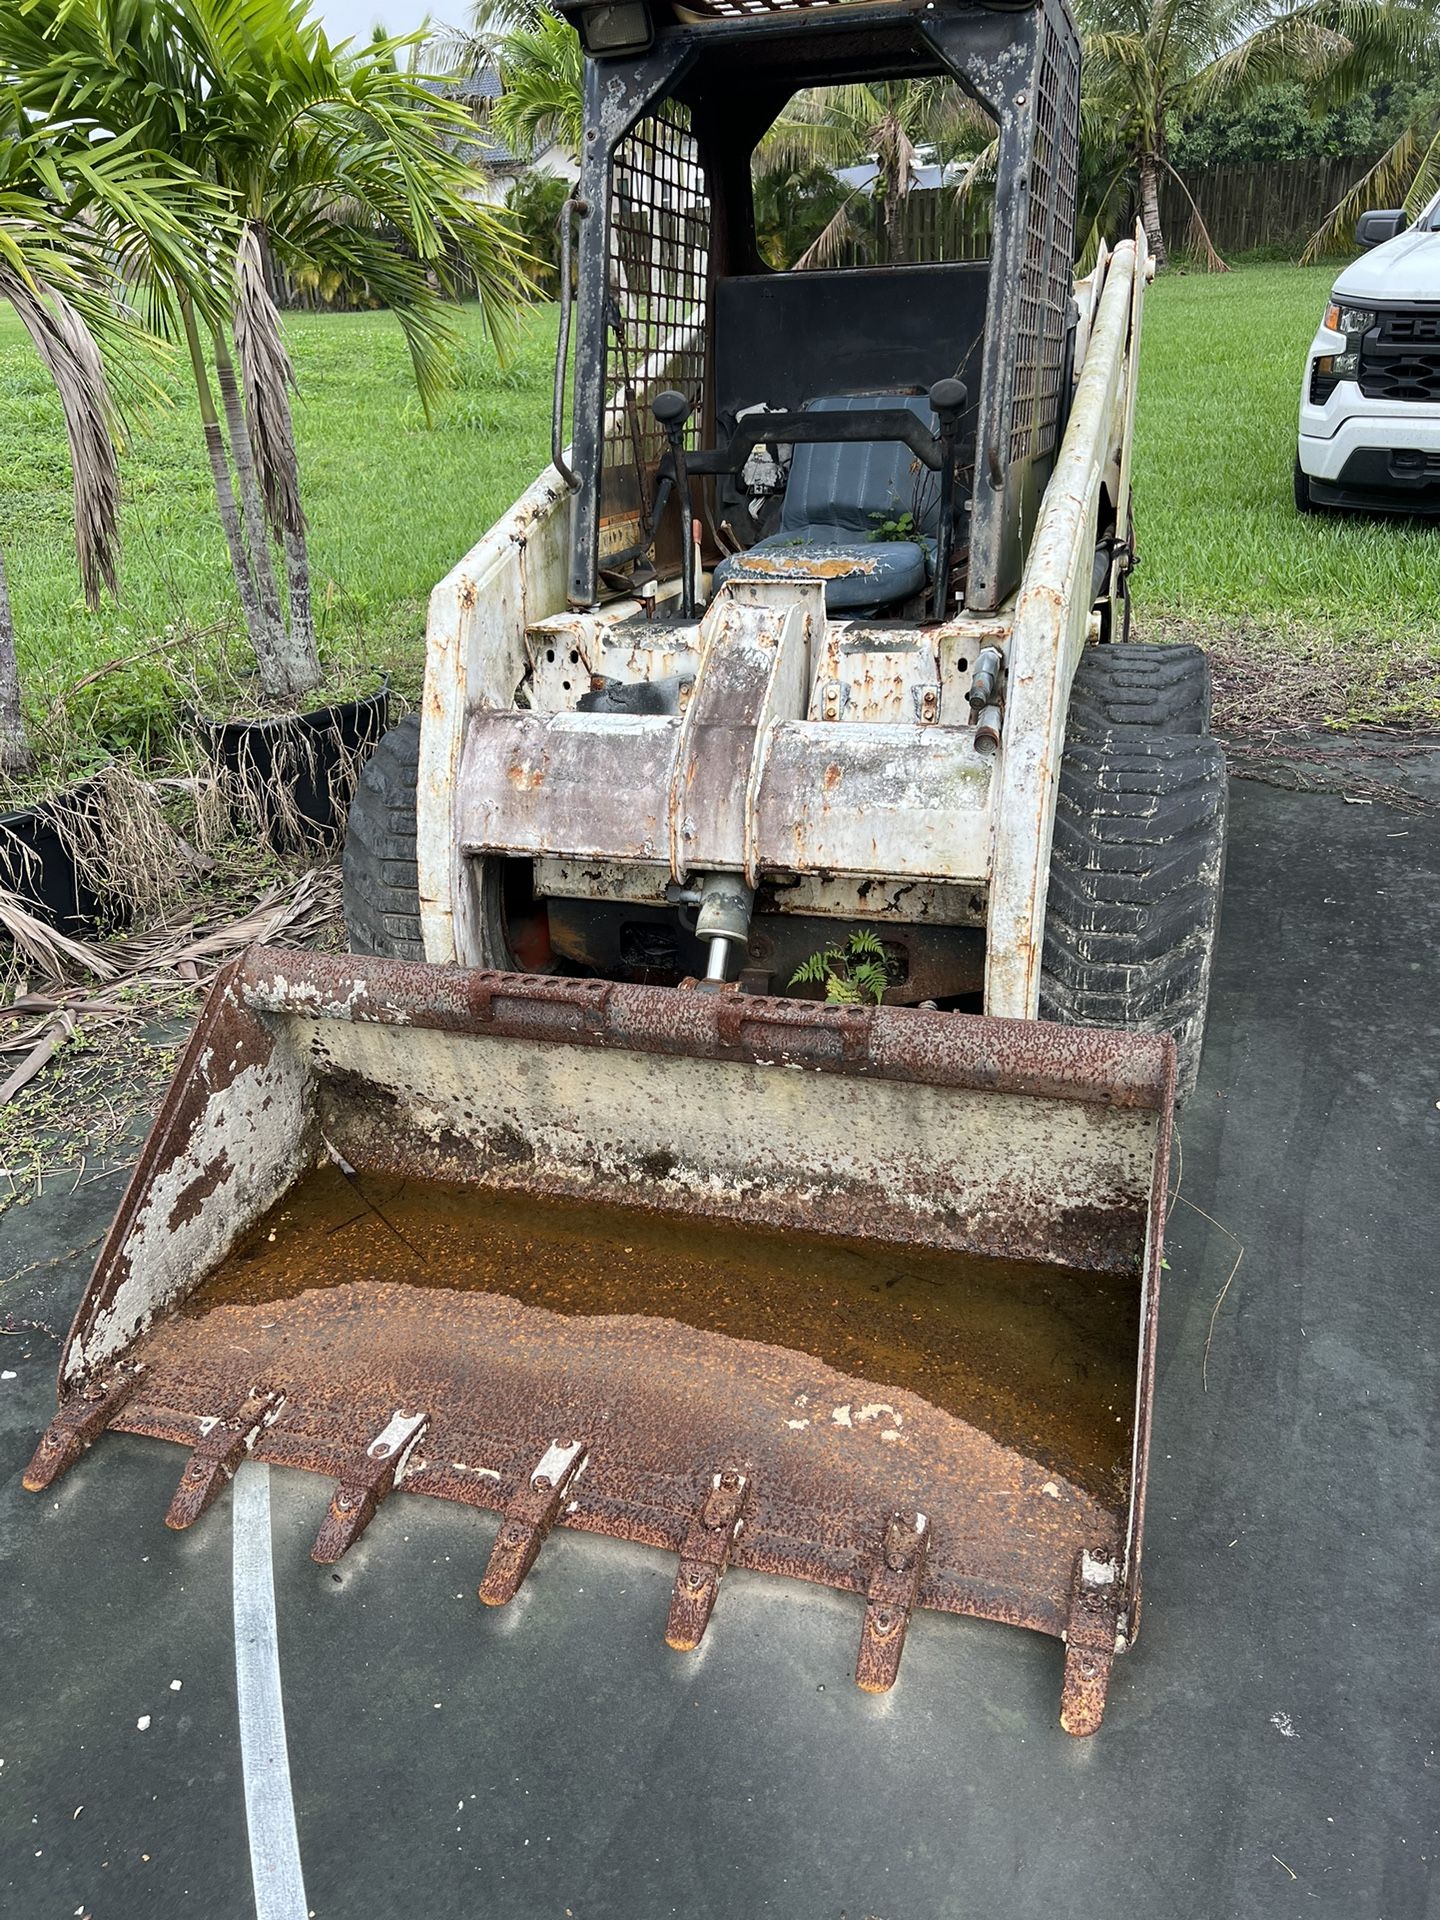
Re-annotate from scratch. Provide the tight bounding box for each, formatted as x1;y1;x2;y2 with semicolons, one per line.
831;153;1381;269
1157;154;1381;258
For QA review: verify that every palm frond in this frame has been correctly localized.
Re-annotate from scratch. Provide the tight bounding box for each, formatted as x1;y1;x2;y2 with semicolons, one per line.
1303;123;1426;258
0;265;121;610
233;219;305;538
489;10;584;157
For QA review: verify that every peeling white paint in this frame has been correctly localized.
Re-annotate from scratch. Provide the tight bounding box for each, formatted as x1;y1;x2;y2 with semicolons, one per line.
67;1054;313;1386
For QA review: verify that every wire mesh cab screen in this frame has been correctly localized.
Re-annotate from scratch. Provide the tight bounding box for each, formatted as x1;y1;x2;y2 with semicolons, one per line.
600;102;709;562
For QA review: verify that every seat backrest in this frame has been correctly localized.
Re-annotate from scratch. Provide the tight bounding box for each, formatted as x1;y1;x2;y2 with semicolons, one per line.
778;392;940;541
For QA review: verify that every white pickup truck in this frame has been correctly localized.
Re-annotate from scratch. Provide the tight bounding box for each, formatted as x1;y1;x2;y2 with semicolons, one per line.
1296;190;1440;513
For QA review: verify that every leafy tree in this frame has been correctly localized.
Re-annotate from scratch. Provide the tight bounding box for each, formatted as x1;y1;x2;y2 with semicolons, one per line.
3;0;530;702
1077;0;1435;270
1307;70;1440;251
505;171;571;295
751;157;854;269
1170;78;1387;164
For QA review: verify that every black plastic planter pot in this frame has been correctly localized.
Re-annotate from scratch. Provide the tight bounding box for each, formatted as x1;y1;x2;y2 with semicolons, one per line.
0;785;110;937
198;678;390;852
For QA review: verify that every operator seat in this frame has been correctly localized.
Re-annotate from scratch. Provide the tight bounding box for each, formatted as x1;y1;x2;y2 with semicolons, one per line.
712;391;944;613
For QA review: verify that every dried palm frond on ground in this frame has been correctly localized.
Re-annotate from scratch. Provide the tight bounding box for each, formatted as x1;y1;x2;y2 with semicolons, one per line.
0;860;343;1198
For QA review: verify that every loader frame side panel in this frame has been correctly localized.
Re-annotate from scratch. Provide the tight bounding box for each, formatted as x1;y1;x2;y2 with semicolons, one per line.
984;235;1147;1021
418;464;573;966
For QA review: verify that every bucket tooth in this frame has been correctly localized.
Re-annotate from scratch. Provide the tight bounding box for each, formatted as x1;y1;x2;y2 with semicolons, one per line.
23;1367;144;1493
478;1439;587;1606
664;1469;749;1652
311;1410;429;1564
1058;1549;1122;1737
164;1387;286;1530
855;1510;931;1694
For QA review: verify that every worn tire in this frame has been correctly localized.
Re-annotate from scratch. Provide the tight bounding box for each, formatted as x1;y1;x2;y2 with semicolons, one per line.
1040;733;1227;1102
1067;641;1211;740
1293;453;1322;516
342;715;542;968
342;714;425;960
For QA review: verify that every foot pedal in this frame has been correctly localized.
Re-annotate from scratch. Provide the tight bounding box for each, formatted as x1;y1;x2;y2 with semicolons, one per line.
478;1439;587;1606
855;1510;930;1693
165;1387;286;1529
1059;1549;1122;1736
23;1367;145;1492
665;1469;749;1652
311;1410;429;1564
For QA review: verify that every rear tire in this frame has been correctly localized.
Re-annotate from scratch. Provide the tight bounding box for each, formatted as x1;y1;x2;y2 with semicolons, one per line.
343;715;425;961
342;715;551;969
1040;732;1227;1102
1067;641;1210;739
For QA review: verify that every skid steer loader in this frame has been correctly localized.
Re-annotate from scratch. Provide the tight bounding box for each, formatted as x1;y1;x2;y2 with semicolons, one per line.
27;0;1226;1736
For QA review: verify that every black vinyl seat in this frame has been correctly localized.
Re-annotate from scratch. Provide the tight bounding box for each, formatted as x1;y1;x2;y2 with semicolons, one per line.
712;392;941;612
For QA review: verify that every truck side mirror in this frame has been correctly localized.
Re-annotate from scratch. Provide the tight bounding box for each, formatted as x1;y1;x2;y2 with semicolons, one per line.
1355;209;1407;248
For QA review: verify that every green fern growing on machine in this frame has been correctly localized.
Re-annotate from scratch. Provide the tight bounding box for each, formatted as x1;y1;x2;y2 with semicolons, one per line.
790;928;892;1004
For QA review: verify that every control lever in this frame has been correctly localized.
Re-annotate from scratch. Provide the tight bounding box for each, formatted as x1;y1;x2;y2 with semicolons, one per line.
651;388;697;618
928;378;967;621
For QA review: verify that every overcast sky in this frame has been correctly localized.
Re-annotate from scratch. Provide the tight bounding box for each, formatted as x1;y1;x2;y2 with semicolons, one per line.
316;0;457;48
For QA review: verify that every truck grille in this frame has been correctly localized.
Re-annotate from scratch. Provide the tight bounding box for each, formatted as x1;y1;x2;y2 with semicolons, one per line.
1359;308;1440;403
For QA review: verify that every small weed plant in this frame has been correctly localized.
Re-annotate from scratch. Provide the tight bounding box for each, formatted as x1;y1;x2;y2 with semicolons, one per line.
790;927;892;1005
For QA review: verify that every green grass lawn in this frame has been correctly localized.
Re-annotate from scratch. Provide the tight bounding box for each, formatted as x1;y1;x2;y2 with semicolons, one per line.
0;301;556;769
1134;262;1440;728
1;263;1436;775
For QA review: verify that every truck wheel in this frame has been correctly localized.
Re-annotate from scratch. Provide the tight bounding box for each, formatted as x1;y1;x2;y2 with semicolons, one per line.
1067;642;1210;739
342;716;553;970
342;715;425;960
1293;455;1321;515
1040;733;1227;1102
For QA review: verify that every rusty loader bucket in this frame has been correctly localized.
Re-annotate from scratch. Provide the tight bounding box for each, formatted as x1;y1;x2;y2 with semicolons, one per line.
27;949;1174;1734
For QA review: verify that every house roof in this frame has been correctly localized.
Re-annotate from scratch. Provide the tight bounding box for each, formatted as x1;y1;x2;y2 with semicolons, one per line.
423;69;526;171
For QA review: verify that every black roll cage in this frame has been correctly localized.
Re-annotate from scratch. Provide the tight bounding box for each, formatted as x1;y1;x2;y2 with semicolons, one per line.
554;0;1080;617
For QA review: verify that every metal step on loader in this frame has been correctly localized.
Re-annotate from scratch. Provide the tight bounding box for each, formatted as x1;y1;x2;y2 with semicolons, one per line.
28;0;1226;1736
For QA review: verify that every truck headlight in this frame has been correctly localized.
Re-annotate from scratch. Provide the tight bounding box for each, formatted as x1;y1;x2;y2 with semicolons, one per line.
1324;303;1377;335
1311;301;1377;401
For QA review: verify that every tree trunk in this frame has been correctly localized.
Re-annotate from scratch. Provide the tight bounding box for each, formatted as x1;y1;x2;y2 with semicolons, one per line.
179;298;278;674
0;542;35;781
283;528;316;671
212;328;288;652
881;166;907;265
1138;150;1169;271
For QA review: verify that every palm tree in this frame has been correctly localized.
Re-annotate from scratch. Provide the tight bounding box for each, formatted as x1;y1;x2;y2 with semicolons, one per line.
429;0;555;74
488;9;585;160
0;126;204;777
758;82;992;266
1077;0;1436;270
1305;95;1440;255
4;0;531;703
